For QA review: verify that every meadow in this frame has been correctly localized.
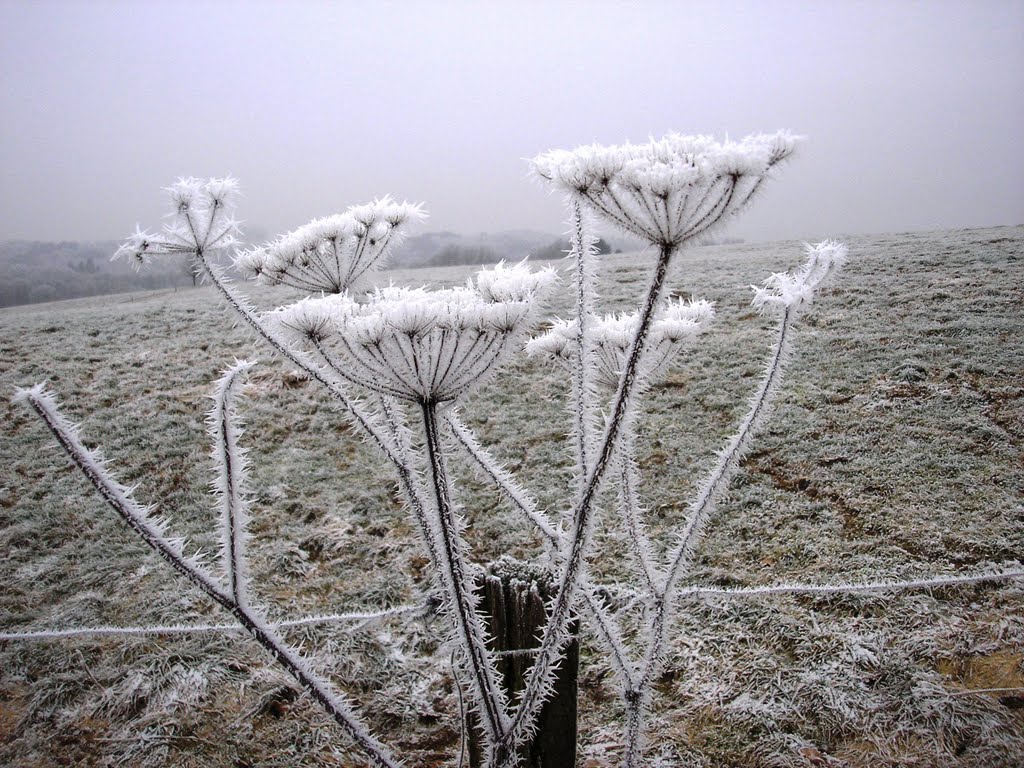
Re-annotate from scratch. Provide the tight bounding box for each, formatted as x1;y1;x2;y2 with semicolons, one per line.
1;225;1022;767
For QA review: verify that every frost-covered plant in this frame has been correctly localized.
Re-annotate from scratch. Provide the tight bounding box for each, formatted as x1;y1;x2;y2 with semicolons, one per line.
234;197;425;293
13;135;1024;768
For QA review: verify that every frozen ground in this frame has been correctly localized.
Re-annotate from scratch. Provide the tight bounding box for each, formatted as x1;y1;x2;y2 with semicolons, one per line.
1;226;1022;766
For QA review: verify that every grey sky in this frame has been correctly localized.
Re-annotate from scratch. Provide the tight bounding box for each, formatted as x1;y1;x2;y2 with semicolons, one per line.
1;0;1022;244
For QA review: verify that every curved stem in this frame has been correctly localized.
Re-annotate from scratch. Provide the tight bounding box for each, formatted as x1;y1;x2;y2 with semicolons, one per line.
18;386;400;768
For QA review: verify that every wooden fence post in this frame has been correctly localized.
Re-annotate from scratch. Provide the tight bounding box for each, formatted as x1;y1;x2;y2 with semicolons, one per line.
466;558;579;767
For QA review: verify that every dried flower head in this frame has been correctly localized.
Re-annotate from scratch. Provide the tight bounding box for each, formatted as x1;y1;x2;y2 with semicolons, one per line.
279;262;556;403
113;177;241;266
234;197;425;294
527;297;714;387
531;132;799;247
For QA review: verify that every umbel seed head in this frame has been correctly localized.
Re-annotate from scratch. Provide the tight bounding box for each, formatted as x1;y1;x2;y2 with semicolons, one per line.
752;240;849;315
113;177;242;265
527;297;715;388
234;197;426;294
274;261;556;404
531;132;800;247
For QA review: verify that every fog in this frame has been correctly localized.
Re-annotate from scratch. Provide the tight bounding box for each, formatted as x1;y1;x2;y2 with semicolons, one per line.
1;0;1022;244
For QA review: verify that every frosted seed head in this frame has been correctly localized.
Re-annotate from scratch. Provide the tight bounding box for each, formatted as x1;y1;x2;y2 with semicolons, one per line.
477;301;530;333
325;265;552;402
233;246;270;279
269;295;354;343
525;319;576;360
113;226;160;266
348;314;389;346
654;297;716;341
252;198;426;293
532;131;802;246
166;177;204;212
474;260;558;303
387;300;439;336
204;176;240;206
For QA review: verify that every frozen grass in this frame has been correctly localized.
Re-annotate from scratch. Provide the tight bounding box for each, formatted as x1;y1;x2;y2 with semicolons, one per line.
2;225;1022;766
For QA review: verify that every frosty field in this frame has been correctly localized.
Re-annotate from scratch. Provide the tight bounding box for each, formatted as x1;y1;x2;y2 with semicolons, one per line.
2;225;1022;767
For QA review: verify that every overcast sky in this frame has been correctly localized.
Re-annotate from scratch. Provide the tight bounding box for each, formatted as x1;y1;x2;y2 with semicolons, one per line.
1;0;1022;245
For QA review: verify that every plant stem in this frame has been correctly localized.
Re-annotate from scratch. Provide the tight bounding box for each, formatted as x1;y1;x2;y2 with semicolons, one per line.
621;305;794;767
421;399;509;751
20;386;401;768
500;242;676;763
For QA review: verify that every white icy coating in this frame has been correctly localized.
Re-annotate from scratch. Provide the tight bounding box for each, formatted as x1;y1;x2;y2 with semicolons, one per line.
234;197;425;293
531;132;800;246
16;160;1022;768
207;360;256;606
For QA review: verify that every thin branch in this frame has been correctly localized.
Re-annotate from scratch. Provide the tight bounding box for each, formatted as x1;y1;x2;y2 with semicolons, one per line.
421;400;510;750
15;385;402;768
676;568;1024;599
0;603;429;641
444;410;561;546
500;241;677;763
621;305;794;768
568;201;600;482
444;409;641;695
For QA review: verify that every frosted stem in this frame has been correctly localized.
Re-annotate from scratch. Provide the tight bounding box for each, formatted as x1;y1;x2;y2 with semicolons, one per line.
444;410;561;546
499;241;676;763
621;306;794;766
421;400;510;751
16;385;401;768
676;567;1024;599
0;605;429;641
569;201;600;482
444;410;639;692
210;360;254;606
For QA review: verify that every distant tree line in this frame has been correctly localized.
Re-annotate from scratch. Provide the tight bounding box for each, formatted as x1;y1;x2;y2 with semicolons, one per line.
426;236;616;268
531;237;615;260
0;241;194;308
428;243;502;267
